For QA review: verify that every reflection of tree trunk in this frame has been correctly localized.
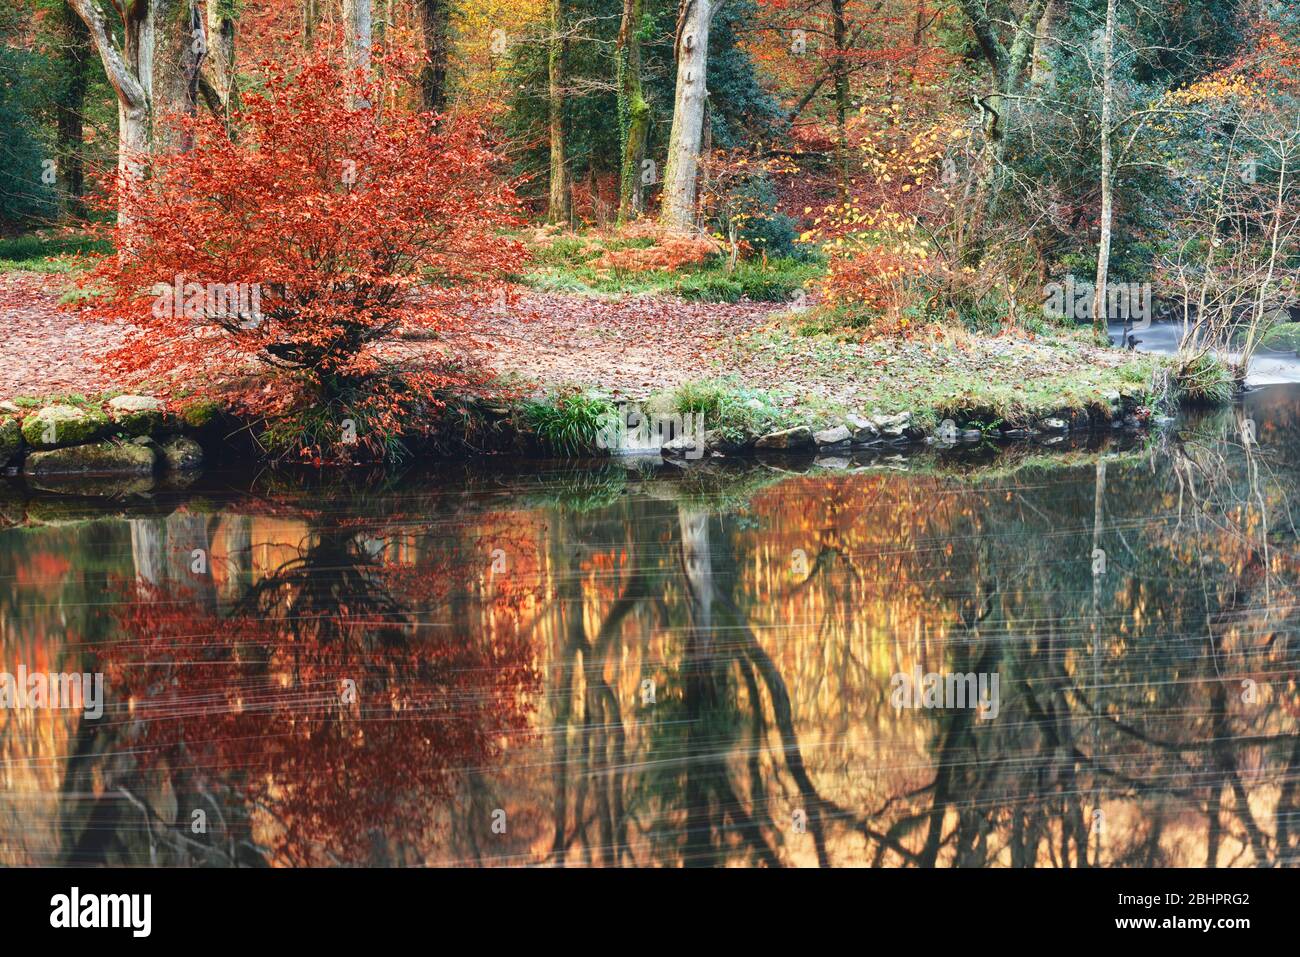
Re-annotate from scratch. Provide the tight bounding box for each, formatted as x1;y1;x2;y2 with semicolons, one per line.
1276;736;1300;865
587;558;653;864
129;518;166;587
919;554;997;867
678;507;713;633
220;514;253;609
548;515;582;864
1205;549;1271;866
166;511;217;612
1089;457;1105;866
678;506;719;866
713;585;830;867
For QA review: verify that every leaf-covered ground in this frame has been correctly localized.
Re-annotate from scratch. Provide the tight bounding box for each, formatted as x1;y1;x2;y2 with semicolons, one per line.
0;273;128;398
0;271;1159;425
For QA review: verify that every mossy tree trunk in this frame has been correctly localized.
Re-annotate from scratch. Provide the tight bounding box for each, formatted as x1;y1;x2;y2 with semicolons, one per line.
547;0;571;224
55;2;91;219
616;0;650;223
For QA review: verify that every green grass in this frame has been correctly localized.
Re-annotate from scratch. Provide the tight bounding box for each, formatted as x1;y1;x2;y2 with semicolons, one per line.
668;379;796;443
6;392;97;409
723;324;1169;431
1173;351;1234;406
521;391;617;456
0;232;110;273
522;249;823;304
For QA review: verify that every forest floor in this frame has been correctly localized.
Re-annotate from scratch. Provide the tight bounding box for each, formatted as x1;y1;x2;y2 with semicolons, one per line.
0;268;1163;429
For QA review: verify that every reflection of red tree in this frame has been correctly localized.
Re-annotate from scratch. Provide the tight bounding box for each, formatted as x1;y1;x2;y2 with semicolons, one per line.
107;568;537;864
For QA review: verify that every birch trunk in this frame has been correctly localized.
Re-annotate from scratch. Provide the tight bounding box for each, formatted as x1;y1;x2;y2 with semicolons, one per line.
1091;0;1116;338
659;0;711;231
342;0;373;107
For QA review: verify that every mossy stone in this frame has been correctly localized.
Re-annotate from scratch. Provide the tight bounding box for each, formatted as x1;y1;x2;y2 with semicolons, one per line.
179;400;221;429
23;440;156;476
0;416;21;468
107;395;167;437
21;405;108;449
159;435;204;470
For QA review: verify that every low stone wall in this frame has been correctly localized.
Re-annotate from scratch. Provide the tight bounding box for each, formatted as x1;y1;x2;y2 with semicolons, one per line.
0;395;206;483
0;384;1165;496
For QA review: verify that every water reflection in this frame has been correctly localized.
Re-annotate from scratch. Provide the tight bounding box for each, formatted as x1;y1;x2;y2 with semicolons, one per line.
2;392;1299;867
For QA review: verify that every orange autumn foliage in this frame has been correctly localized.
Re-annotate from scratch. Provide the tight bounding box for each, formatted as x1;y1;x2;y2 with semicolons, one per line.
81;51;527;410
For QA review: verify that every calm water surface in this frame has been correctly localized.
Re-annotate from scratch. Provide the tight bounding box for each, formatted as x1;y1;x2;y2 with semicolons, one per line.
3;389;1300;867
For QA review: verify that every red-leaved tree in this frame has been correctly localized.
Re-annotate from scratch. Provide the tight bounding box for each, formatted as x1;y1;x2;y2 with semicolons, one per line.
81;51;526;459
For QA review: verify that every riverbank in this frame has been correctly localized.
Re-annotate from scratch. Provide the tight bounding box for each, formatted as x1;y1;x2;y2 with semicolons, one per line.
0;263;1181;483
0;423;1167;527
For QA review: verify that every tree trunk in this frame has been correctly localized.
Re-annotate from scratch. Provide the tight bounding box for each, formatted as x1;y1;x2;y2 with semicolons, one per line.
342;0;373;107
202;0;239;123
417;0;451;112
616;0;650;223
150;0;206;153
69;0;202;227
1091;0;1116;338
547;0;570;223
659;0;711;231
55;2;91;219
955;0;1047;246
831;0;850;197
302;0;318;47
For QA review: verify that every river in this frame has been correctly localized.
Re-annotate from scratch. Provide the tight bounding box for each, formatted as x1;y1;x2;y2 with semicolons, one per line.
2;385;1298;866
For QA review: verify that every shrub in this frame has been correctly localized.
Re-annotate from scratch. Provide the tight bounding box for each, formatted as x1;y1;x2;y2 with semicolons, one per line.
589;220;720;273
80;51;526;459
